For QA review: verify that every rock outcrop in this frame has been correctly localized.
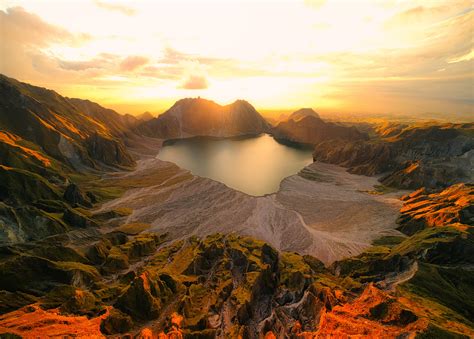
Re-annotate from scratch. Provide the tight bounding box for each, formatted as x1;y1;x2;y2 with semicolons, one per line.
86;133;135;168
63;183;93;208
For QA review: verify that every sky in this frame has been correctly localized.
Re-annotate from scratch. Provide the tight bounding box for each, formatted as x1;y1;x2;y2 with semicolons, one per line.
1;0;473;118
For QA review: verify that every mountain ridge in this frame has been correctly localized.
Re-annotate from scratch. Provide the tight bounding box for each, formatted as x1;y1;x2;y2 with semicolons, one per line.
138;97;271;139
272;114;368;144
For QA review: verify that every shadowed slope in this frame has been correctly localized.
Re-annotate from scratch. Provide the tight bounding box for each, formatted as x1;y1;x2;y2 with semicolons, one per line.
312;123;474;189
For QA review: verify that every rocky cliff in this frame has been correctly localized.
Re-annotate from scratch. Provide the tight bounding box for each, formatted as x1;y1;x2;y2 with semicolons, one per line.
313;123;474;189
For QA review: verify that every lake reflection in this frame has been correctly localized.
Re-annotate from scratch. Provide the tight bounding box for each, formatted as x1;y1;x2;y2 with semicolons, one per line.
157;134;313;196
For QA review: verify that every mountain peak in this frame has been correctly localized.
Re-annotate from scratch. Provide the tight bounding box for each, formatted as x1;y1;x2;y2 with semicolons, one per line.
139;97;269;138
231;99;251;105
289;108;320;121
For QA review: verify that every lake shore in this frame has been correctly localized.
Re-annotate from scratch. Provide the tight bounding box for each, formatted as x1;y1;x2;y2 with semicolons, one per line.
98;149;405;265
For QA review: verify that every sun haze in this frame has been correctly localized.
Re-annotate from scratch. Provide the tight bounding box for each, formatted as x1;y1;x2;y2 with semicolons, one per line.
1;0;472;118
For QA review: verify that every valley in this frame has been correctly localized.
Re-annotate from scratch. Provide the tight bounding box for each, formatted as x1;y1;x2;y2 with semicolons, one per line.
100;154;404;265
0;75;473;338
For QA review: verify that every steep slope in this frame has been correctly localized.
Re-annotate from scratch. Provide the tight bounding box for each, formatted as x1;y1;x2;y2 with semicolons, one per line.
138;98;270;138
0;74;136;169
272;114;368;145
66;98;140;138
0;75;138;244
313;123;474;189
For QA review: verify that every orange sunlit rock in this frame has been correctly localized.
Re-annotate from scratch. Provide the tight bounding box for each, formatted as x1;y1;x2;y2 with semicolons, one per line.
138;327;155;338
171;312;183;327
264;331;277;339
0;304;109;338
296;284;429;338
0;131;51;166
399;183;473;231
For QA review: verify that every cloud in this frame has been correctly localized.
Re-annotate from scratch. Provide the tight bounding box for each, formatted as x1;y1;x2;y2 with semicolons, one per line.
140;65;182;80
384;1;470;29
160;47;229;67
178;60;209;90
180;74;209;90
158;47;270;79
119;56;149;71
0;6;88;47
93;0;136;16
448;49;474;64
58;53;119;71
0;7;90;81
160;47;189;64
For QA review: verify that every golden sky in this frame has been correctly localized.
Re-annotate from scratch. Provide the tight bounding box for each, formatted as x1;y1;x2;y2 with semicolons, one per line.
1;0;473;117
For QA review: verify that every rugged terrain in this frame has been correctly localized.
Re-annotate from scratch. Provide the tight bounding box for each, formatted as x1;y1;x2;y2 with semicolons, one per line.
272;112;367;145
1;188;472;337
0;74;140;245
0;76;473;337
312;122;474;189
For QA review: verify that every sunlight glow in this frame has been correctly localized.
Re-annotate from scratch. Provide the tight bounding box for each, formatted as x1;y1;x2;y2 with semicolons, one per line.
1;0;472;117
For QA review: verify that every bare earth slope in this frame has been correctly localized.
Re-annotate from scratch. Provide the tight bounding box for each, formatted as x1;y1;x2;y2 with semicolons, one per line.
100;157;404;265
